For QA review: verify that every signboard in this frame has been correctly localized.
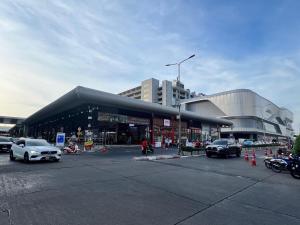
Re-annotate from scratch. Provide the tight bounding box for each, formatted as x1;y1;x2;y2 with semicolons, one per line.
56;132;65;147
164;119;170;127
98;112;150;125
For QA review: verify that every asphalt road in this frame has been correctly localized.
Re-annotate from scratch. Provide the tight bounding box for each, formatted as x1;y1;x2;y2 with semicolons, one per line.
0;147;299;225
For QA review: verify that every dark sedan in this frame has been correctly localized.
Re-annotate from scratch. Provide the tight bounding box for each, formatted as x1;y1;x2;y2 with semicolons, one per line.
0;136;13;152
205;139;241;158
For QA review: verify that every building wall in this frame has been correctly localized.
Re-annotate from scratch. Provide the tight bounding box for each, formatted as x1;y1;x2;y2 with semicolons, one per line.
141;78;159;103
119;86;141;99
182;89;294;139
119;78;196;107
161;80;172;106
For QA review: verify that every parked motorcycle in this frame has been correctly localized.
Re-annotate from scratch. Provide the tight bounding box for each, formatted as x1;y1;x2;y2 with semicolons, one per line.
63;143;80;154
270;157;292;173
290;156;300;179
264;156;273;169
142;144;154;155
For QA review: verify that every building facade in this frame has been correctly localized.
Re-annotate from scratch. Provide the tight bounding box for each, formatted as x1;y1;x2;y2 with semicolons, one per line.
119;78;200;107
21;86;232;145
181;89;294;142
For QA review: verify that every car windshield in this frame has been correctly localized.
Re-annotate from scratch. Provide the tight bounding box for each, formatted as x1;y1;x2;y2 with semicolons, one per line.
26;140;51;146
212;140;228;145
0;137;10;142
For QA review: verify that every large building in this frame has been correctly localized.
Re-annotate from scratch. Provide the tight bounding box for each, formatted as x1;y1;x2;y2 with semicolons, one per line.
119;78;201;107
181;89;294;142
20;86;232;144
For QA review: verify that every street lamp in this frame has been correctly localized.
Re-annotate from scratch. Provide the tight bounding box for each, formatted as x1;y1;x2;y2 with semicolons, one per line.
165;54;195;155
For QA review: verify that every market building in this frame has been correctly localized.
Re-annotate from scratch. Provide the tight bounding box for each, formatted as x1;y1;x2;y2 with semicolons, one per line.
21;86;232;145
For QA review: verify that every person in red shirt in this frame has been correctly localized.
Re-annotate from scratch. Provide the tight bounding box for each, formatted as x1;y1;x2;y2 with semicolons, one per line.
141;138;148;154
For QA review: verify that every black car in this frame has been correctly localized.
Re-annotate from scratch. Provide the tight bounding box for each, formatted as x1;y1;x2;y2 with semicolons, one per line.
0;136;13;152
205;139;241;158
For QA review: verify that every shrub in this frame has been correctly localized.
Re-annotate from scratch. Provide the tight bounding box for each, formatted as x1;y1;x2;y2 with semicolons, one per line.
293;135;300;156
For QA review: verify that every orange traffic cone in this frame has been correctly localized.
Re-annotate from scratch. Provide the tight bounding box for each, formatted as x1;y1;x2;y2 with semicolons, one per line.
251;150;256;166
244;150;249;161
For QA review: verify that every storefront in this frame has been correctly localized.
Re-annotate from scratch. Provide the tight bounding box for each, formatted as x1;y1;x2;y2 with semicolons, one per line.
22;86;232;145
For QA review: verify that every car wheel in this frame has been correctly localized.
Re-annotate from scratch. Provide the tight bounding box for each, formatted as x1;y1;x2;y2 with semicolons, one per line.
236;151;241;157
54;159;60;162
9;151;15;161
24;152;30;163
206;152;211;158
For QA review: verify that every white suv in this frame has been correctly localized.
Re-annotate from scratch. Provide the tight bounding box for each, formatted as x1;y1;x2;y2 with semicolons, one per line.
10;138;62;163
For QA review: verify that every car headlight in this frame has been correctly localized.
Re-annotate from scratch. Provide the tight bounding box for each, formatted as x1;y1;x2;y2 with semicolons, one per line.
30;150;39;154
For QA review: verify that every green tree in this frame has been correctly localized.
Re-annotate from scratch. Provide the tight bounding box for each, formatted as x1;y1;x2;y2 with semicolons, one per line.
293;135;300;156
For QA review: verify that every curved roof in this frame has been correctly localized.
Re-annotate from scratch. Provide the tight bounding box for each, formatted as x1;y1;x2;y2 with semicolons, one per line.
25;86;232;126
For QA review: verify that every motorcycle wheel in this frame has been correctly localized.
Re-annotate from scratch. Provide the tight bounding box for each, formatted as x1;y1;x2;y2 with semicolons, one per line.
264;160;271;169
290;169;300;179
271;162;282;173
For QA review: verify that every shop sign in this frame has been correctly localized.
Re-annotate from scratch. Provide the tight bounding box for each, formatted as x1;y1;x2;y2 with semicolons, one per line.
98;112;150;125
164;119;170;127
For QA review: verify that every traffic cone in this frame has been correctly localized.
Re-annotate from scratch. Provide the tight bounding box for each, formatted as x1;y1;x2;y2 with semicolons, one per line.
269;148;273;155
251;150;256;166
244;150;249;161
264;149;268;156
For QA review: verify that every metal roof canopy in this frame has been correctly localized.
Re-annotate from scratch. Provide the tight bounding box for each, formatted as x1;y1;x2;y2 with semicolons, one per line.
25;86;232;126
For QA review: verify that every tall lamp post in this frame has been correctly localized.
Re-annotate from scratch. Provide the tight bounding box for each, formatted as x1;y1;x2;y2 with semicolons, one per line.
165;54;195;155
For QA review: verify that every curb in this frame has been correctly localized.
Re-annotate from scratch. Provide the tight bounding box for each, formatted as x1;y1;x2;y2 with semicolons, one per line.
133;154;204;161
133;154;180;161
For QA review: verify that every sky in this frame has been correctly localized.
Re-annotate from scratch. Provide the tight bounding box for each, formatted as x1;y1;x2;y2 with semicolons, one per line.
0;0;299;133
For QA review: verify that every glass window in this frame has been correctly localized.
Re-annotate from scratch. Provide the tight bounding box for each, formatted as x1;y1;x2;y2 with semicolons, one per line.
212;140;228;145
26;139;51;146
0;137;10;142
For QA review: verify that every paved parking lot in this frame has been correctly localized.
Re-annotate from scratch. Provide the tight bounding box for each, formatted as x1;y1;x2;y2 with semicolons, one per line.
0;147;299;225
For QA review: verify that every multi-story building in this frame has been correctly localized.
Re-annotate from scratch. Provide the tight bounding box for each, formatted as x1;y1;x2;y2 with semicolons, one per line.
181;89;294;142
119;78;200;107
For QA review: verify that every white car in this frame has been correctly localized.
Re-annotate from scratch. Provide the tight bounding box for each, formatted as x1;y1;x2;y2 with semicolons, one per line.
10;138;62;163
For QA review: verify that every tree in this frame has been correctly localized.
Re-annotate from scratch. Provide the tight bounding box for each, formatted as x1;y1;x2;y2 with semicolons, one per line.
293;135;300;156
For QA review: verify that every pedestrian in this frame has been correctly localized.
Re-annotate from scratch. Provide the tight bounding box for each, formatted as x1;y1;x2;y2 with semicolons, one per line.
165;137;169;149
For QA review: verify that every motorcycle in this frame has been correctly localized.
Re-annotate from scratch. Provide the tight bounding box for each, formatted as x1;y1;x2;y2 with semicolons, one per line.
290;156;300;179
270;157;293;173
63;143;80;154
264;156;273;169
142;144;154;155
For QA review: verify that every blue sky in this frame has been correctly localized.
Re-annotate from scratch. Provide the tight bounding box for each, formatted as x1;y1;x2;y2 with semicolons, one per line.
0;0;299;132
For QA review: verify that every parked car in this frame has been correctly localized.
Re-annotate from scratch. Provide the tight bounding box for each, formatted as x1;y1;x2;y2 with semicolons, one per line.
206;139;241;158
242;139;254;147
10;138;61;163
0;136;13;152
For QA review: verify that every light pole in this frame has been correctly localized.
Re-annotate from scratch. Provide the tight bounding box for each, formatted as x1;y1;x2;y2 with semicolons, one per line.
165;54;195;155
